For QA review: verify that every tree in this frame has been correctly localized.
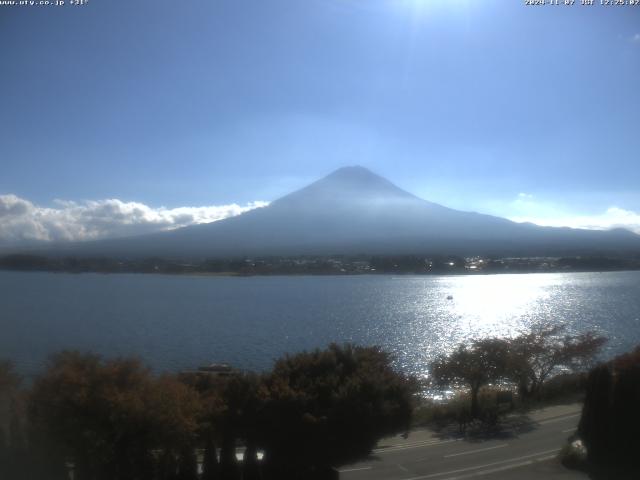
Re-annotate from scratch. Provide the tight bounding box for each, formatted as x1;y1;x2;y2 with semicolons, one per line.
506;324;606;399
0;360;21;392
260;344;416;478
28;351;201;480
0;360;26;480
179;369;265;480
214;374;263;480
430;338;510;418
0;360;22;449
578;345;640;477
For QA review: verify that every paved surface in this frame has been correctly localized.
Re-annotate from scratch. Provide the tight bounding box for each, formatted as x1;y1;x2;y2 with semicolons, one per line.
338;404;587;480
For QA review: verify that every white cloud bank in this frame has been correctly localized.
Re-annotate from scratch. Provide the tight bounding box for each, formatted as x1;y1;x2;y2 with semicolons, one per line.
510;207;640;235
0;194;269;244
1;192;638;245
500;193;640;235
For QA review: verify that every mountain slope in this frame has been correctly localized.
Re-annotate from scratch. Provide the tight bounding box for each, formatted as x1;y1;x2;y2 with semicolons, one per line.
41;166;640;258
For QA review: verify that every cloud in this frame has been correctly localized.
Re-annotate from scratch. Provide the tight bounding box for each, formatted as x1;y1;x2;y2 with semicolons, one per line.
632;33;640;43
509;207;640;235
0;194;269;244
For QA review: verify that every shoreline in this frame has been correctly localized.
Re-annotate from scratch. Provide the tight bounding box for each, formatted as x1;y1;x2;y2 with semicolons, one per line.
1;267;640;278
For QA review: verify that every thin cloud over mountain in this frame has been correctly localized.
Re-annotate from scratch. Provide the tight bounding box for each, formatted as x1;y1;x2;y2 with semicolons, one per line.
2;166;640;249
0;194;268;244
21;166;636;260
510;207;640;235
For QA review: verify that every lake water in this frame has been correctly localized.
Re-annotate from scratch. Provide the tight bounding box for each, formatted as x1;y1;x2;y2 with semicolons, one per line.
2;271;640;378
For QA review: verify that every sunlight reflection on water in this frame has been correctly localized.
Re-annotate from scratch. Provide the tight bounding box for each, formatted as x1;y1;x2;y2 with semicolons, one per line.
1;271;639;379
380;274;556;376
362;272;638;378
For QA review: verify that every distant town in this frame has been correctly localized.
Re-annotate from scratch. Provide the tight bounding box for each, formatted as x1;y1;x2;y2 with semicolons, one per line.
1;253;639;276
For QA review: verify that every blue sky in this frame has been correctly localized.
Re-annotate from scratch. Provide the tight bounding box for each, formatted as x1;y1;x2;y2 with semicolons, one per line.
1;0;639;242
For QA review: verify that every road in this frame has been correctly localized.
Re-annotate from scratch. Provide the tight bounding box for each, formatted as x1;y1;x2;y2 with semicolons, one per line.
338;404;587;480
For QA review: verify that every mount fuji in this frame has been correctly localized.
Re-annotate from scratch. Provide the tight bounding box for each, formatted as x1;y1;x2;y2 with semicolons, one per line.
37;166;640;258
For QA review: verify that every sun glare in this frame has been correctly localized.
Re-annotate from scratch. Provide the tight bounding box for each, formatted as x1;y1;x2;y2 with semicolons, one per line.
401;0;470;14
440;274;551;338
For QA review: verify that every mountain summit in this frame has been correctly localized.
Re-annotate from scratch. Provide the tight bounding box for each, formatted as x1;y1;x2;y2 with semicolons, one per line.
271;165;421;208
305;165;417;197
50;167;640;258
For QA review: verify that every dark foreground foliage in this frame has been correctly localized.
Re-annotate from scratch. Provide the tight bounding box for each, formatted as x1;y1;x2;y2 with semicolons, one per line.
578;345;640;478
260;344;416;477
0;344;416;480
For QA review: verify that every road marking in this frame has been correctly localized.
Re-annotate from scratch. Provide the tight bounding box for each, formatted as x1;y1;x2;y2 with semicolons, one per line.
398;464;410;472
439;454;558;480
338;466;372;473
402;448;560;480
375;438;459;453
562;427;576;433
538;413;580;425
376;411;580;454
443;444;508;458
376;439;442;451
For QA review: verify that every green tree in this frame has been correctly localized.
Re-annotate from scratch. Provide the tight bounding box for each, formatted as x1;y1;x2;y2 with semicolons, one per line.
260;344;416;478
179;369;266;480
430;338;510;418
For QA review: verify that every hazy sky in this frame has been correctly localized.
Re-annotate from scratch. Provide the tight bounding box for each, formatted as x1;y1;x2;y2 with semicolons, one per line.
1;0;639;241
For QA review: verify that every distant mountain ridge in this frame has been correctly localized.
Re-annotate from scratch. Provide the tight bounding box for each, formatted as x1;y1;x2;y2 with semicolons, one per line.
30;166;640;259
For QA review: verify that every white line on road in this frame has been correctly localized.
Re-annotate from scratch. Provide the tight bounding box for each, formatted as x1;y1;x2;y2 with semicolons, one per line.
443;444;508;458
375;438;459;453
562;427;576;433
538;413;580;425
439;454;558;480
376;439;442;451
375;411;580;455
401;448;561;480
338;466;372;473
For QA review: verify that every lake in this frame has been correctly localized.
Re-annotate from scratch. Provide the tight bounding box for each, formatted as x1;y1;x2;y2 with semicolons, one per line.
2;271;640;378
